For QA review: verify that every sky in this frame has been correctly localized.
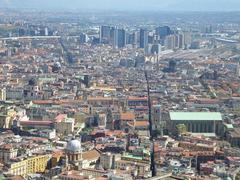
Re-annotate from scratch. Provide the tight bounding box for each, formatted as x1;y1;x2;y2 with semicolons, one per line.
1;0;240;11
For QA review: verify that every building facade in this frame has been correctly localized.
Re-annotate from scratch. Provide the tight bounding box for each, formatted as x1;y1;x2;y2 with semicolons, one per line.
169;112;223;136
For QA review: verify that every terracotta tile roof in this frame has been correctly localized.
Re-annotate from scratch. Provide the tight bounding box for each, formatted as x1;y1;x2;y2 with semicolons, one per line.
82;149;101;161
55;114;67;123
29;137;48;142
135;121;149;127
20;120;53;126
32;100;59;105
95;177;108;180
196;98;220;104
0;144;13;150
10;176;25;180
60;171;89;180
120;112;135;121
104;130;125;137
128;96;148;101
88;97;113;101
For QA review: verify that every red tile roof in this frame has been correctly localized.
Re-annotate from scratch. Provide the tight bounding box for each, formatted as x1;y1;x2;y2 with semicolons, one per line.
55;114;67;123
120;112;135;121
20;120;53;126
135;121;149;127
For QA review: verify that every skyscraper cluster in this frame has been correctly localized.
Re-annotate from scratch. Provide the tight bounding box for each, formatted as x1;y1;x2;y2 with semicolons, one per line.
100;26;127;49
100;25;191;54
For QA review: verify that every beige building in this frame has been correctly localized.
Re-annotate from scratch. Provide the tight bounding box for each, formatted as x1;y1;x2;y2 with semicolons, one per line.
98;113;107;127
100;153;121;170
0;88;6;101
114;159;150;178
0;144;18;163
100;153;114;170
55;117;75;135
58;170;108;180
0;108;17;129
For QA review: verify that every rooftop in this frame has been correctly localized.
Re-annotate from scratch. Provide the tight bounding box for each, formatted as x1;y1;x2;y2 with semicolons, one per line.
170;112;222;121
120;112;135;121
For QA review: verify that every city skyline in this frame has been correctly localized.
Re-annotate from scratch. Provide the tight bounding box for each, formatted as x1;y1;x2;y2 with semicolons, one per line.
1;0;240;11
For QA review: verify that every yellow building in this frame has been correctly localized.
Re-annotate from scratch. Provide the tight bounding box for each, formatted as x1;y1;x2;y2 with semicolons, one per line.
7;154;51;178
0;88;6;101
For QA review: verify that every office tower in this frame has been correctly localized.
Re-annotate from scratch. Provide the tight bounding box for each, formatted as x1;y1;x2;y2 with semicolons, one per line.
148;35;154;44
79;33;88;44
183;32;192;49
110;27;115;45
113;28;126;49
140;29;148;49
164;34;185;50
117;28;126;48
145;44;152;55
132;31;138;47
100;26;111;44
169;60;177;73
164;35;176;50
156;26;171;39
140;29;144;48
18;28;25;36
92;36;100;45
140;29;149;54
29;30;36;36
113;27;118;49
127;32;137;47
173;34;184;49
44;27;49;36
126;33;131;44
153;34;160;44
204;25;213;34
151;44;161;55
125;31;138;48
39;28;46;36
174;34;180;49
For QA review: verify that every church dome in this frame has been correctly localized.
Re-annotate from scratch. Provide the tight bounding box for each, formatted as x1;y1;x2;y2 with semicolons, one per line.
66;139;82;153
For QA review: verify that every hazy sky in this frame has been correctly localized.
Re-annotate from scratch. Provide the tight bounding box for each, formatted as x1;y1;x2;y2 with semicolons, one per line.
1;0;240;11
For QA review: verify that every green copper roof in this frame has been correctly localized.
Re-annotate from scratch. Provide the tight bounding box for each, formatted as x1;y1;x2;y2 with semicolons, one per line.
39;77;55;82
225;124;234;129
170;112;222;121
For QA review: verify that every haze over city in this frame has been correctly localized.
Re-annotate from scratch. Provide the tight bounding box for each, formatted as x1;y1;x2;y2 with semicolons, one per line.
1;0;240;11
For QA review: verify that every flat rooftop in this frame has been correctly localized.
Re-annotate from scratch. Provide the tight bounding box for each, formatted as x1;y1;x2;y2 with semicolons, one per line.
170;112;222;121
